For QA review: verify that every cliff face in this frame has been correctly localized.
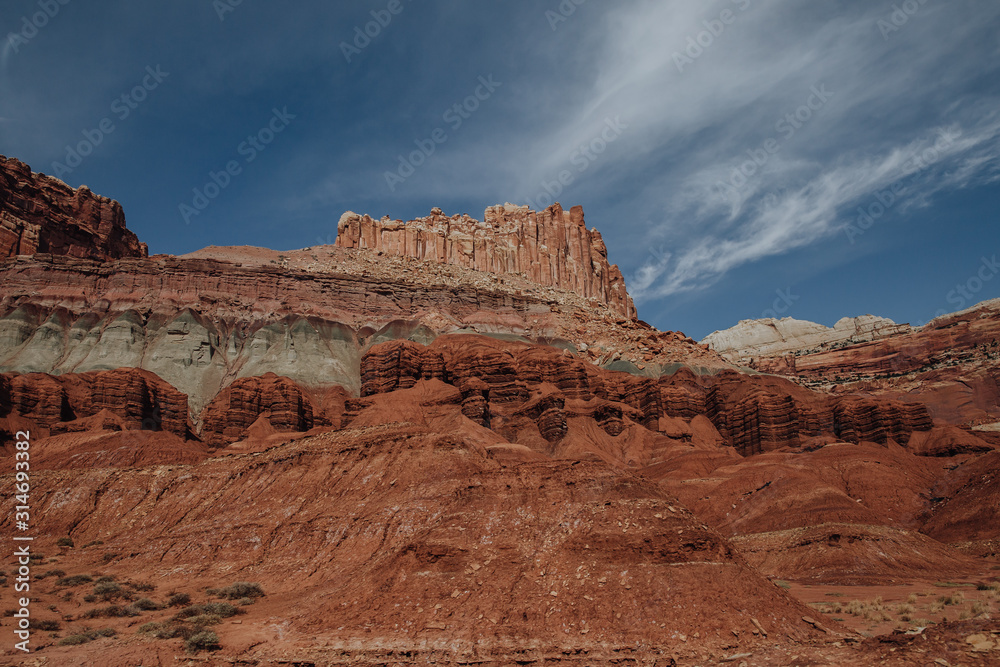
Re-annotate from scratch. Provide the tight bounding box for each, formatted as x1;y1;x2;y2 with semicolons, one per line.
336;203;636;320
0;155;147;260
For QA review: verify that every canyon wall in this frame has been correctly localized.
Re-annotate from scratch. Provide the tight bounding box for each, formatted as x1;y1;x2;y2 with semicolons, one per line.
335;203;636;320
0;155;147;260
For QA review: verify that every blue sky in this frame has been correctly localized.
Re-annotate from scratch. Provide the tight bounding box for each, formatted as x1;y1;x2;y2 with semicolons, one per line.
2;0;998;339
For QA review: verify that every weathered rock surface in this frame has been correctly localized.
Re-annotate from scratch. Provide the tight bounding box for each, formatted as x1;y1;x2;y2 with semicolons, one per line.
199;372;331;447
0;155;147;260
354;335;936;459
0;394;828;664
0;367;191;438
336;203;636;319
702;315;911;362
0;252;724;416
713;300;1000;426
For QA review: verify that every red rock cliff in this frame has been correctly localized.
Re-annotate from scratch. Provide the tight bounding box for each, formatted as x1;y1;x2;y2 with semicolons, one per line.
335;202;636;320
0;155;147;260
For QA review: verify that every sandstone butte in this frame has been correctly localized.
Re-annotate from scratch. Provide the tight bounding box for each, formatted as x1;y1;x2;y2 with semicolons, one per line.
335;203;636;320
1;153;999;665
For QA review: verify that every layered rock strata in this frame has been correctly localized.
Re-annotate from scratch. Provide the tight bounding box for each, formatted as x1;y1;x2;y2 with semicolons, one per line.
336;203;636;320
0;368;191;437
0;155;147;260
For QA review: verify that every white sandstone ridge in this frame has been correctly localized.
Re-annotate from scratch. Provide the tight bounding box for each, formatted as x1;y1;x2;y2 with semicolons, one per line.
701;315;912;361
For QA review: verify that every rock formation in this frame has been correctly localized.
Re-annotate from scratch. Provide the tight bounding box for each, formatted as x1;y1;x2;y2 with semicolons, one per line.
335;203;636;320
0;155;147;260
2;156;1000;665
702;315;911;362
0;368;191;438
199;372;329;447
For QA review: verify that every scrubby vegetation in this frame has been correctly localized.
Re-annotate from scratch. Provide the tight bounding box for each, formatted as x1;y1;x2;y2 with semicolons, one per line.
185;629;221;653
57;627;115;646
207;582;265;600
167;592;191;607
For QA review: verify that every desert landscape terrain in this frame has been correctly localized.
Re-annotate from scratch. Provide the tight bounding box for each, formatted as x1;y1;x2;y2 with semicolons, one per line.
1;155;998;665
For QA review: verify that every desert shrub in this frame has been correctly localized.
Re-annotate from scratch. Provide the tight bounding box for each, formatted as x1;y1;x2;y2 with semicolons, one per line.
28;553;45;561
907;593;919;604
167;592;191;607
208;582;265;600
83;604;138;619
57;574;93;587
56;627;114;645
93;581;130;601
236;597;256;606
57;537;74;548
32;619;61;631
101;553;119;563
131;597;160;611
82;540;104;548
185;613;223;626
970;600;989;617
137;621;192;639
895;603;914;615
95;575;116;583
44;569;66;579
128;581;155;592
173;602;239;621
58;634;91;646
185;630;221;653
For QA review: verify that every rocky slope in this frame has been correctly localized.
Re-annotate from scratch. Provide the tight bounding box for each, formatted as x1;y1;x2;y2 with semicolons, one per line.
336;203;636;319
0;155;147;260
706;301;1000;426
